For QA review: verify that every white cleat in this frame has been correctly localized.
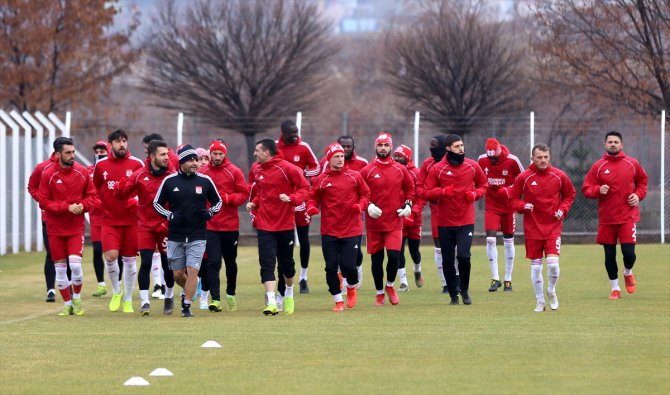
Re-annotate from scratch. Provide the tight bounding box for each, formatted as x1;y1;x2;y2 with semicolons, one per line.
199;300;209;310
534;301;546;312
398;283;410;292
548;292;559;310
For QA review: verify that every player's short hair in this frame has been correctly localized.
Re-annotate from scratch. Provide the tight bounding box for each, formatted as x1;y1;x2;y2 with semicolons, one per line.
108;129;128;143
53;137;74;153
605;131;623;142
444;134;462;147
338;135;355;146
280;120;297;134
142;133;164;145
147;140;168;156
531;143;550;156
256;138;277;156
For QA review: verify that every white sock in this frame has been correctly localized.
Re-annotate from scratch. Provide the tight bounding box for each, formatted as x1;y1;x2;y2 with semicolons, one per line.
531;261;545;303
486;237;499;280
105;259;121;294
122;256;137;302
386;281;394;288
398;268;407;284
140;290;149;305
376;289;384;295
547;257;559;294
165;287;174;299
285;285;294;297
300;268;308;281
435;247;446;286
623;268;633;276
69;255;83;290
333;293;343;303
503;237;515;281
200;290;209;303
275;293;283;306
98;282;106;286
55;264;69;292
610;278;620;291
151;252;162;287
414;263;422;273
357;265;363;285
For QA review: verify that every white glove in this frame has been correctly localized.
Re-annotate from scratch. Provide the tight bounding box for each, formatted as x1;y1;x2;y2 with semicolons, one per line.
367;203;382;219
524;203;534;212
554;209;564;219
396;205;411;218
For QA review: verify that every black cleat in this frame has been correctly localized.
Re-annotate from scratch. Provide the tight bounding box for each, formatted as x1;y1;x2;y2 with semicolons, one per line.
46;290;56;303
181;303;194;318
461;290;472;305
140;303;151;316
488;279;502;292
504;281;513;291
442;285;449;294
449;296;460;305
163;297;174;315
299;279;309;294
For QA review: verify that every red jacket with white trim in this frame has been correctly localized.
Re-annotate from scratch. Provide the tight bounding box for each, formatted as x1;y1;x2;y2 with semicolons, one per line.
92;151;145;226
276;136;320;177
307;164;370;238
28;153;57;221
477;145;524;214
200;158;249;231
581;151;648;225
319;151;368;174
38;162;96;236
360;158;415;232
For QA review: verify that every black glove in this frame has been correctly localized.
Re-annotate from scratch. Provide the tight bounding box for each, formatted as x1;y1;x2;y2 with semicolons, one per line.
169;212;183;225
200;209;213;221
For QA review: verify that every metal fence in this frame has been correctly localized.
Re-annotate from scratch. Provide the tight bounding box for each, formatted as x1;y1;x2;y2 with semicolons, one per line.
0;110;666;256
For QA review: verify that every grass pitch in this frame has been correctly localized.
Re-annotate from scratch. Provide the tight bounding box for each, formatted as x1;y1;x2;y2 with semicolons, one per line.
0;243;668;394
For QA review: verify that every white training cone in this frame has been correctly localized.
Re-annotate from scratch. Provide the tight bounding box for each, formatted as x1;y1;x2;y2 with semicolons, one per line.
201;340;222;348
149;368;173;377
124;376;150;386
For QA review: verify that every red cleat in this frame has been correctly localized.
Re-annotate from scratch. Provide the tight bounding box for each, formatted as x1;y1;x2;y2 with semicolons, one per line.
624;274;636;294
609;290;621;300
346;287;357;308
386;285;399;305
375;294;385;306
332;301;345;312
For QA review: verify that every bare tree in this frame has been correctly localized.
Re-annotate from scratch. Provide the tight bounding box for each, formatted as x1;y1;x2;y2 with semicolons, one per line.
532;0;670;118
0;0;138;113
142;0;339;167
384;0;528;135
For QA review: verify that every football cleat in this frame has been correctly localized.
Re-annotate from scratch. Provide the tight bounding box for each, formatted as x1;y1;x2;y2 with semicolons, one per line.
624;274;636;294
488;279;502;292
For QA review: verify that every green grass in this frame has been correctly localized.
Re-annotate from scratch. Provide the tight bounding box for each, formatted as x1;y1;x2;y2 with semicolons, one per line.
0;244;669;394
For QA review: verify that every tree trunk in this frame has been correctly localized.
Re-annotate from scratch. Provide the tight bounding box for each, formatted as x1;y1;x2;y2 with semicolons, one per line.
244;132;257;171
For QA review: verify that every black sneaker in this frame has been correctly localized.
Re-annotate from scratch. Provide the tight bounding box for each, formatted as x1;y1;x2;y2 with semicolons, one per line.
414;271;424;288
46;290;56;303
442;285;449;294
181;303;194;318
163;297;174;315
461;290;472;305
449;296;459;305
504;281;513;291
299;279;309;294
140;303;151;316
488;279;502;292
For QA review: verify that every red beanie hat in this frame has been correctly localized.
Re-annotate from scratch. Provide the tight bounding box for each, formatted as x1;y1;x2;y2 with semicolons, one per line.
375;132;393;147
325;142;345;162
209;140;227;155
394;144;412;162
486;138;502;157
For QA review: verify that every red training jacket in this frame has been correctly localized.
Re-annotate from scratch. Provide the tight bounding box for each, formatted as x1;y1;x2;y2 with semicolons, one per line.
509;163;576;240
92;151;145;226
581;151;648;225
360;157;415;232
318;151;369;174
28;153;57;221
200;158;249;231
477;145;524;214
276;136;320;177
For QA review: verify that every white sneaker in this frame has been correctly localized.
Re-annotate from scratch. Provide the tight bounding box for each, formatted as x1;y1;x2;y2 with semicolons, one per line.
534;301;546;312
398;283;410;292
159;294;166;300
548;292;559;310
199;300;209;310
151;289;163;299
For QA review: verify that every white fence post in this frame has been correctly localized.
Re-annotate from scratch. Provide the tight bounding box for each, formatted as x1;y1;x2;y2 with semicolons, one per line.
296;111;302;137
10;111;33;252
35;111;55;151
0;119;6;255
413;111;420;164
177;112;184;146
530;111;535;158
0;111;20;253
661;110;666;244
23;112;45;252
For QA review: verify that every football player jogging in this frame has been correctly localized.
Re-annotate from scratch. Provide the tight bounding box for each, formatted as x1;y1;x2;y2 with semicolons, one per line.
276;120;320;294
199;140;249;313
393;144;426;292
417;135;451;292
307;143;370;311
38;137;96;316
88;140;111;297
246;138;310;315
154;144;222;317
582;131;648;300
477;138;524;292
93;129;144;313
509;144;576;312
422;134;488;305
116;140;177;316
360;133;415;306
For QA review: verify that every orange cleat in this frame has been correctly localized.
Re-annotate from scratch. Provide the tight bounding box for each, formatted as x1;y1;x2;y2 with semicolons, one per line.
609;290;621;300
624;274;636;294
332;301;345;312
346;287;357;309
375;294;385;306
386;285;399;305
